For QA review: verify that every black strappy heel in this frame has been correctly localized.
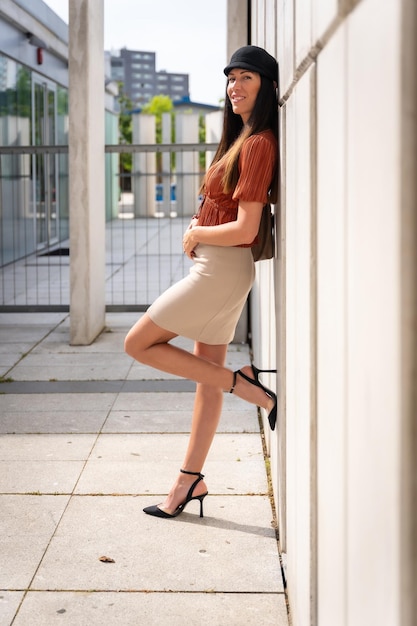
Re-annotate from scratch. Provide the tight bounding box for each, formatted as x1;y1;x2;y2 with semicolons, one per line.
230;366;278;431
251;365;277;381
143;469;208;519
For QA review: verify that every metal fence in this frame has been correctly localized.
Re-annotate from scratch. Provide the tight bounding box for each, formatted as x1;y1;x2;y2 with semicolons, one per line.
0;142;217;311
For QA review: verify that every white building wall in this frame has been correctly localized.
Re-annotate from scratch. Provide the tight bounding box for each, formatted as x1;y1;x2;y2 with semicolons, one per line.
240;0;417;624
316;24;347;625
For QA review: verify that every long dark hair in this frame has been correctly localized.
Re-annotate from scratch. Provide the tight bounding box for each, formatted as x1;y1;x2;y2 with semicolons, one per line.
201;74;279;203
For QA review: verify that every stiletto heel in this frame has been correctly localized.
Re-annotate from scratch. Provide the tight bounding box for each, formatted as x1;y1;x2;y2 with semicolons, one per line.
251;365;277;381
230;367;278;431
143;469;208;519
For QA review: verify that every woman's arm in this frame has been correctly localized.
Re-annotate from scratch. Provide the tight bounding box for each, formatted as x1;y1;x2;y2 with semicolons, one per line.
182;200;263;258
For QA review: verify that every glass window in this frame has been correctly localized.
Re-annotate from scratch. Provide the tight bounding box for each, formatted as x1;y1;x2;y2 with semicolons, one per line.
0;57;31;263
0;53;70;266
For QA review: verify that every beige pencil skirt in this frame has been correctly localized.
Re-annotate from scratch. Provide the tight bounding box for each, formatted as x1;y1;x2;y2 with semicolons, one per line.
147;244;255;345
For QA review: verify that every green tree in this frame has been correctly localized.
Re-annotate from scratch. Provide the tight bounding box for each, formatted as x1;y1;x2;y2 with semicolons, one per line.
0;66;31;118
198;114;206;171
117;86;134;191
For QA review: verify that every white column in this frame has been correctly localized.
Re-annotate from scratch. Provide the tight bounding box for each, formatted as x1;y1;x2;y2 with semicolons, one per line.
68;0;105;345
227;0;248;59
161;112;172;216
132;113;156;217
175;113;200;217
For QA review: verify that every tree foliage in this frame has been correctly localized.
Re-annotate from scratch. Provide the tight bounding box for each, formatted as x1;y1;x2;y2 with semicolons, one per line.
118;86;133;146
142;95;174;144
117;86;134;189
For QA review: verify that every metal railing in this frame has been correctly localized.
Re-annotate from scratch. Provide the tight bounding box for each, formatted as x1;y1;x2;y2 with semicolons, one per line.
0;142;217;311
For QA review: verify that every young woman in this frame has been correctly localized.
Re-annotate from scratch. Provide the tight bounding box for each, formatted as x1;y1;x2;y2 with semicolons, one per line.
124;45;279;519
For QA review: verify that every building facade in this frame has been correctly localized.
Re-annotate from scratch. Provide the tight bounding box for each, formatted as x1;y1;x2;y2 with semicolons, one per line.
231;0;417;624
108;47;189;106
0;0;118;266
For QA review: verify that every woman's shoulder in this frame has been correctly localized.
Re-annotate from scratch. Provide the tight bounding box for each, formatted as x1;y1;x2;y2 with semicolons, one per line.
243;129;277;150
240;130;277;159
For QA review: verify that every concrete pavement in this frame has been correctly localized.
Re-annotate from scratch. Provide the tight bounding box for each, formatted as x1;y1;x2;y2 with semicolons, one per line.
0;312;289;625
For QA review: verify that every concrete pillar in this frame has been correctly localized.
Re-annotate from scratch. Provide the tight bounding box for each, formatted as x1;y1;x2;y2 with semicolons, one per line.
132;114;156;217
175;113;200;217
161;112;172;216
68;0;105;345
227;0;248;59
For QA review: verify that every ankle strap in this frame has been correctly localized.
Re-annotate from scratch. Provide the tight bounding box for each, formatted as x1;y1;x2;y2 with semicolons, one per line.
180;468;204;478
229;370;237;394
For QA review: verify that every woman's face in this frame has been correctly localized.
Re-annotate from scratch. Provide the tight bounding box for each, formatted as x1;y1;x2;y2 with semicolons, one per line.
227;69;262;123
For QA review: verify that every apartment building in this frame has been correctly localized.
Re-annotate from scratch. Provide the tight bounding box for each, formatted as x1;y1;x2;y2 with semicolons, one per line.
108;47;189;105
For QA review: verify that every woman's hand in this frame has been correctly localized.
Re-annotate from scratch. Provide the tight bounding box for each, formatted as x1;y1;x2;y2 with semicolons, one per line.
188;216;199;230
183;224;199;259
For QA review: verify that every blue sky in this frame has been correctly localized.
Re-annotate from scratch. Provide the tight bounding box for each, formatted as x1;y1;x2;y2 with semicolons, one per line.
43;0;227;105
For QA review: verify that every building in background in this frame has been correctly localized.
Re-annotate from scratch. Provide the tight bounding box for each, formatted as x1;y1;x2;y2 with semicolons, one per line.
0;0;119;266
107;48;189;105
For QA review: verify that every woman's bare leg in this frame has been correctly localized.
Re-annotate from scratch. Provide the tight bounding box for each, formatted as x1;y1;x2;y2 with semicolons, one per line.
124;313;233;389
124;313;274;425
157;341;228;514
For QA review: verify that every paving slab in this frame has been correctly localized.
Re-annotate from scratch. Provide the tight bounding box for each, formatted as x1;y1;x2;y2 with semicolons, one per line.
0;318;66;349
110;390;252;413
0;434;98;493
0;393;116;413
0;313;67;328
0;460;85;494
102;407;258;433
0;592;25;625
0;434;97;461
73;433;267;496
0;495;69;588
0;410;109;434
8;355;132;381
0;346;33;367
31;495;281;593
13;591;288;626
32;331;127;354
89;432;264;462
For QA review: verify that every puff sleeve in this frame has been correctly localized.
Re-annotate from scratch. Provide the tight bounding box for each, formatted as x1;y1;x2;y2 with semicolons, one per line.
232;133;277;203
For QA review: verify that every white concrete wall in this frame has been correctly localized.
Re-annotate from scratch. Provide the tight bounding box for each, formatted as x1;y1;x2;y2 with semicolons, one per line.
245;0;417;624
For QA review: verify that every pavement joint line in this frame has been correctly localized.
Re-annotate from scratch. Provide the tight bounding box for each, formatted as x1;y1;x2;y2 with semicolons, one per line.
0;492;268;497
0;379;196;393
5;589;287;595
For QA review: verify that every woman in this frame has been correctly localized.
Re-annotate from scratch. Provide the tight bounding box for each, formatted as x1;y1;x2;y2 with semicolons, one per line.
124;45;279;519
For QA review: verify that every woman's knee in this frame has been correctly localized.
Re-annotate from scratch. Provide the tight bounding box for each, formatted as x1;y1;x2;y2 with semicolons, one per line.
124;316;149;359
124;327;141;359
124;314;176;360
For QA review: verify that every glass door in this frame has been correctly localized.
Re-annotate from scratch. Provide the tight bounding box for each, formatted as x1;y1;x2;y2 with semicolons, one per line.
32;78;58;249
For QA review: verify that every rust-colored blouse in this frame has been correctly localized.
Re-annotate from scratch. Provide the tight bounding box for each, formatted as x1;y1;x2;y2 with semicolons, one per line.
197;129;277;246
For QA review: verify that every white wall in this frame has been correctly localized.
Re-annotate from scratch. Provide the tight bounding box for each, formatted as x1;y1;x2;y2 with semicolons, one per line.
245;0;417;624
